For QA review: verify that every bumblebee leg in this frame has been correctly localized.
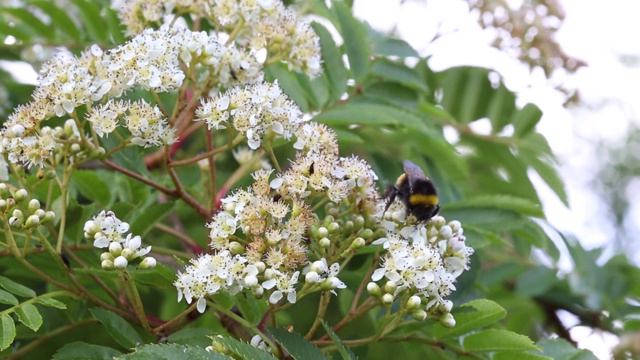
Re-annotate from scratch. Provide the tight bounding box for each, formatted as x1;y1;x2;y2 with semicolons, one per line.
432;204;440;217
383;184;398;213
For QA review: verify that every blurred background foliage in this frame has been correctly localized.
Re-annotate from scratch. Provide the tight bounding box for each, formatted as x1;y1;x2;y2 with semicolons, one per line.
0;0;637;359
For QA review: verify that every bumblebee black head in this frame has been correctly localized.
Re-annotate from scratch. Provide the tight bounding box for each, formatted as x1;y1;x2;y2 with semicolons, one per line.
384;160;440;222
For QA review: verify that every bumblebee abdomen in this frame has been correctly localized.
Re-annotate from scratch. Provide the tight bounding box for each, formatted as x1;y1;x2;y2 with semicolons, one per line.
408;194;438;206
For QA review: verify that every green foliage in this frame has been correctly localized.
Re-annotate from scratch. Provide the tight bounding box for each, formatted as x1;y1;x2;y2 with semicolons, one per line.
0;0;623;359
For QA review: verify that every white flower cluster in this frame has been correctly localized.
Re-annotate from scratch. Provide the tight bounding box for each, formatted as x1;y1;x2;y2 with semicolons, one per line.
177;89;383;311
84;210;156;270
112;0;321;77
370;211;474;323
0;26;263;168
196;82;304;149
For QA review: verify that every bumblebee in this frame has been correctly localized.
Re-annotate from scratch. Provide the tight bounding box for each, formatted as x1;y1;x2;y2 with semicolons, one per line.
384;160;440;221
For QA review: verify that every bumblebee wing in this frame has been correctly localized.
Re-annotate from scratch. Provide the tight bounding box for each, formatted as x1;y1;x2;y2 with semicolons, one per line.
402;160;427;189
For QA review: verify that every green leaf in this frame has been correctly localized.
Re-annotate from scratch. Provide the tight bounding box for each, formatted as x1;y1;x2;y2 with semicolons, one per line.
463;329;539;352
167;328;216;347
538;339;599;360
1;7;53;39
71;170;111;207
311;22;348;103
493;352;552;360
30;1;82;41
333;1;370;83
0;313;16;351
36;296;67;309
446;195;544;218
440;207;522;228
371;60;428;92
321;320;357;360
70;0;109;42
0;289;19;305
213;336;278;360
372;37;418;57
433;299;506;339
129;201;175;236
52;341;123;360
15;303;43;332
267;327;325;360
315;103;426;132
513;103;543;138
0;276;36;298
89;308;143;349
117;343;232;360
521;150;568;206
515;266;557;297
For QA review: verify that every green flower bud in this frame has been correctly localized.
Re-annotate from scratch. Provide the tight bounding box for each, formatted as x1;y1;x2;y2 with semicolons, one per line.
358;228;373;240
0;183;8;198
411;310;427;321
354;216;365;229
12;209;24;222
328;222;340;233
366;282;381;297
344;221;354;231
439;313;456;328
121;248;135;260
0;199;6;212
323;215;335;226
100;252;114;261
28;199;41;212
114;256;128;269
384;280;397;294
139;257;157;269
25;215;40;228
229;241;245;254
109;242;123;256
350;237;365;249
319;237;331;247
381;293;394;305
70;143;82;154
14;189;28;202
101;260;114;269
34;209;45;219
9;216;22;228
317;226;328;238
407;295;422;310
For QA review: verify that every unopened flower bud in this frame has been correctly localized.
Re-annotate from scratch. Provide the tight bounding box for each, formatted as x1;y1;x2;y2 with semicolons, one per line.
244;275;258;287
384;281;397;294
11;124;25;137
255;261;266;273
328;222;340;233
70;143;82;154
407;296;422;310
25;215;40;228
359;229;373;240
350;237;365;249
121;248;135;260
47;212;59;227
448;220;461;232
109;242;123;256
439;225;453;239
9;216;22;228
252;286;264;297
354;216;365;229
5;198;15;209
381;293;394;305
114;256;128;269
317;226;328;237
310;260;326;273
431;216;445;228
14;189;28;202
139;257;157;269
101;260;114;269
100;252;114;261
442;300;453;313
12;209;24;222
344;221;354;231
305;271;320;284
319;237;330;247
367;282;381;297
34;209;45;219
440;313;456;328
411;310;427;321
264;268;275;279
28;199;40;212
228;241;245;254
0;183;8;197
0;199;6;212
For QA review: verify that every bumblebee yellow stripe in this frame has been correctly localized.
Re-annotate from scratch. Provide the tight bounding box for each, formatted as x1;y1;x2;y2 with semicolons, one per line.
409;194;438;206
395;173;407;185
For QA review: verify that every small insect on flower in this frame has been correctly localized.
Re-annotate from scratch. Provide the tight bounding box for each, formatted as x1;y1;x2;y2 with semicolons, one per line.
384;160;440;222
